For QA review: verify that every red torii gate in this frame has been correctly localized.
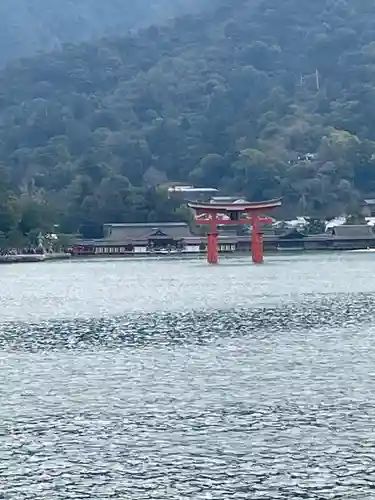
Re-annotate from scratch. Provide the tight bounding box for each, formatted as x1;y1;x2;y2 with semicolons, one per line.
188;198;282;264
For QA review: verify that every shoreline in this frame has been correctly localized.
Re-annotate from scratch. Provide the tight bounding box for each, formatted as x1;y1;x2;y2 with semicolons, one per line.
0;253;71;264
0;247;373;264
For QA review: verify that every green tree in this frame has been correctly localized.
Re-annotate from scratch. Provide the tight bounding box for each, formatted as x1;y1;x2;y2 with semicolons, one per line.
0;0;374;231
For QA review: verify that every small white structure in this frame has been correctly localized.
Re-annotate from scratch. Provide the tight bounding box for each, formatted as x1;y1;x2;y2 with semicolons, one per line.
184;244;200;253
134;246;147;253
168;185;218;200
325;216;347;231
273;217;309;230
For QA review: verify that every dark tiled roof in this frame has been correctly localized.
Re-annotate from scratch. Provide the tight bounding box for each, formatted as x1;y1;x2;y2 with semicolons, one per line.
104;222;193;242
210;196;245;203
331;225;375;239
199;236;238;244
74;239;116;247
278;228;305;239
75;233;238;246
184;236;203;244
76;238;200;247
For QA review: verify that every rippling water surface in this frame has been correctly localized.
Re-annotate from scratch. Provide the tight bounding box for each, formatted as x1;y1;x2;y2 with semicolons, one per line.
2;253;375;499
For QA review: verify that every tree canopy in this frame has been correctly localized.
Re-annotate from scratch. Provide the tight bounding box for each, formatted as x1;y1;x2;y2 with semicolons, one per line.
0;0;374;240
0;0;207;65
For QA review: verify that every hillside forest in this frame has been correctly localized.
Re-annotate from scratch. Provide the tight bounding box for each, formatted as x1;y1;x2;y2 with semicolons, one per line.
0;0;375;243
0;0;207;66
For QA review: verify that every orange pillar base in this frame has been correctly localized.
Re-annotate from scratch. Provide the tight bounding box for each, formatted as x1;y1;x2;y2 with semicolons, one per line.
207;233;218;264
251;217;264;264
252;234;264;263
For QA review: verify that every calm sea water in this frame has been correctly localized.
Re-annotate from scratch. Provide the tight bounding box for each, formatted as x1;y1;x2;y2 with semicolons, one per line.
2;253;375;499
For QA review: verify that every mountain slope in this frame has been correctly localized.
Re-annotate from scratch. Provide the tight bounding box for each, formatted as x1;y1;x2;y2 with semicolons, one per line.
0;0;374;240
0;0;206;65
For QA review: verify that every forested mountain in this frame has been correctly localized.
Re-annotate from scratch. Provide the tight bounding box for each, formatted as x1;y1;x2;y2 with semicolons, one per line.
0;0;375;243
0;0;206;65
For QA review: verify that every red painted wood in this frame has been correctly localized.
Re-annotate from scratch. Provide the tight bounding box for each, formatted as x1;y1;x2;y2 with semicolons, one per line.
207;212;219;264
195;217;273;225
188;199;280;264
188;198;282;212
251;215;264;264
207;233;218;264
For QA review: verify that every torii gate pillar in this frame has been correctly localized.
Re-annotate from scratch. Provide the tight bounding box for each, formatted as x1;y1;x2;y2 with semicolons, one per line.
251;214;264;264
207;232;219;264
188;198;282;264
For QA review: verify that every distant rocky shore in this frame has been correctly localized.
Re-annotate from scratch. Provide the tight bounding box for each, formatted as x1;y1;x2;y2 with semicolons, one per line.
0;252;71;264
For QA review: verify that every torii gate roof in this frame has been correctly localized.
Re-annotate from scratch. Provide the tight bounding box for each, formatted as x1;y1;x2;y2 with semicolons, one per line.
188;198;282;212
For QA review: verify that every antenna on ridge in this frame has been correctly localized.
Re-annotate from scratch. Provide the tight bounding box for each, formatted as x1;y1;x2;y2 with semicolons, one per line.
315;68;320;91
